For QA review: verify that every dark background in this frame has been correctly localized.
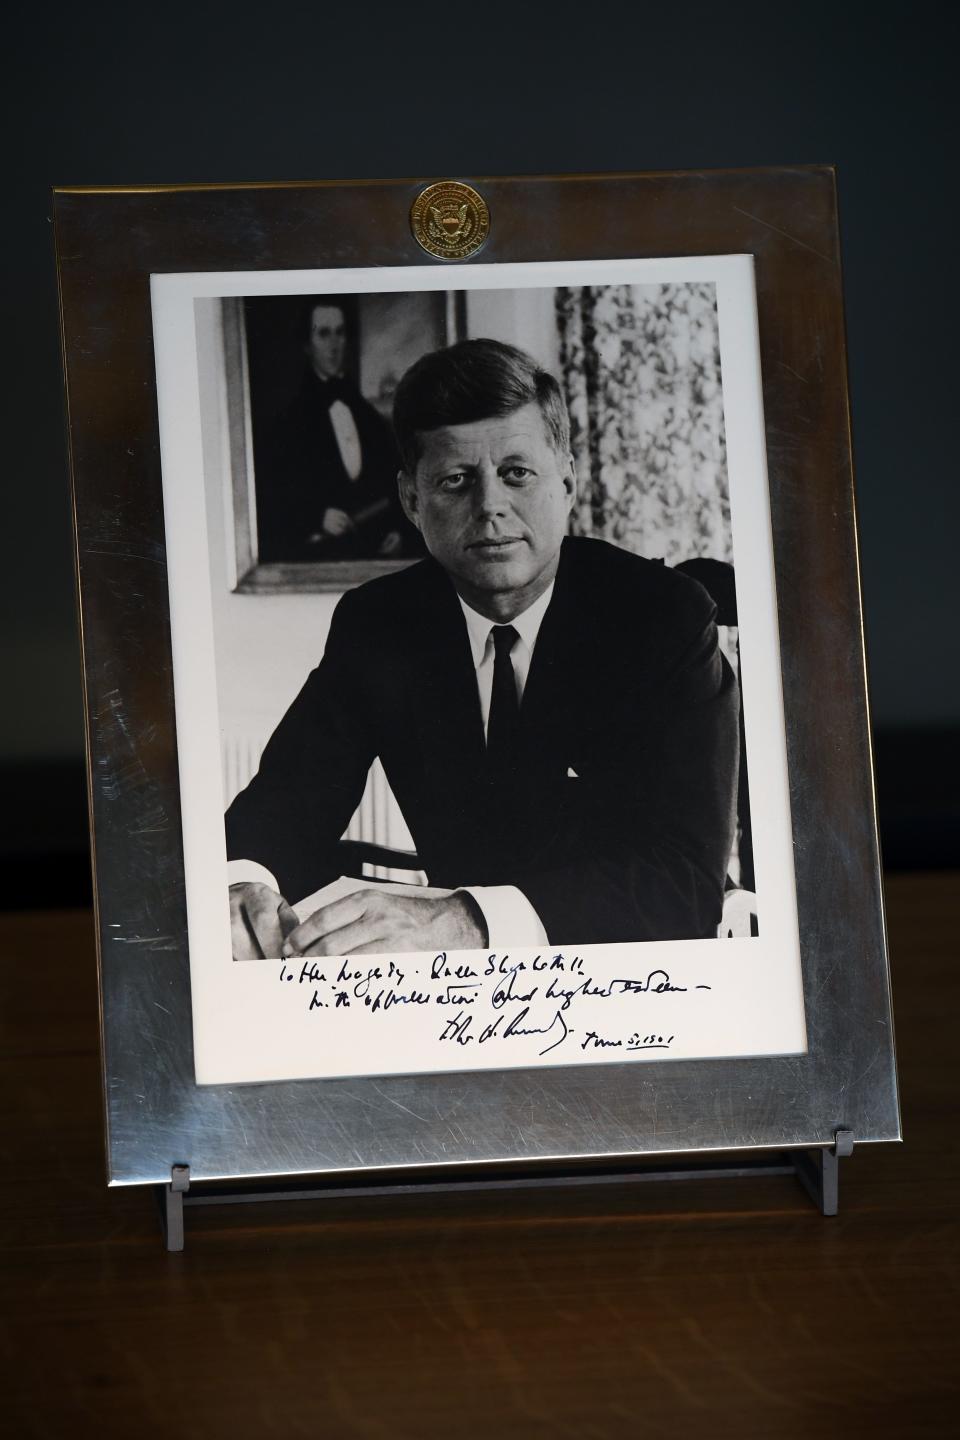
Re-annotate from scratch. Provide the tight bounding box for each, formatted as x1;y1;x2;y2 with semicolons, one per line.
4;0;957;904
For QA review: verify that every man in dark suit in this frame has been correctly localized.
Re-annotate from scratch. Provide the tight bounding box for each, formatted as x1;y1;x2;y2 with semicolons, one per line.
226;339;739;960
255;299;416;562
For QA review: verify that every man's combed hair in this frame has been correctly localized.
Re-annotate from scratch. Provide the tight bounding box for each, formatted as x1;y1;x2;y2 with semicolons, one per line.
392;338;571;473
298;296;350;345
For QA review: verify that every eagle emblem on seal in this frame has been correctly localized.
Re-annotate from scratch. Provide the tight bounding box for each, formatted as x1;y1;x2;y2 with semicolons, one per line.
427;203;470;244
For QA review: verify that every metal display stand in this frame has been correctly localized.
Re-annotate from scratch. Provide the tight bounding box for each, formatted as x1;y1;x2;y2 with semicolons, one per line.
157;1130;854;1252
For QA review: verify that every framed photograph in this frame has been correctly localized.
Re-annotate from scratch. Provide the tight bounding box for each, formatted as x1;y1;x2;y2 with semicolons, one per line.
54;169;899;1187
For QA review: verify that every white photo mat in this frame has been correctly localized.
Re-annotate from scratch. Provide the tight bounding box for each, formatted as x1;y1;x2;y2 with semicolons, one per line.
151;255;805;1087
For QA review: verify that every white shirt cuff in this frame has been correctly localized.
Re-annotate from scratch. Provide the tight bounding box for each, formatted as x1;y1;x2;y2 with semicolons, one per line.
226;859;281;893
459;885;548;949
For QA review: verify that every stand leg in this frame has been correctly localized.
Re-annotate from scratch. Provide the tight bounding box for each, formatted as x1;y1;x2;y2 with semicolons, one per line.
156;1164;190;1252
822;1146;841;1215
792;1129;853;1216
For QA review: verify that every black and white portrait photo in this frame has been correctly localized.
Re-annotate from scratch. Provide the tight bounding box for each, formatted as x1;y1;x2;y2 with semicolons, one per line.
152;257;805;1085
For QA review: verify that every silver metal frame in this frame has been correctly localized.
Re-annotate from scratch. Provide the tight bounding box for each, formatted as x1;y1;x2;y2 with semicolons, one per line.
54;169;900;1188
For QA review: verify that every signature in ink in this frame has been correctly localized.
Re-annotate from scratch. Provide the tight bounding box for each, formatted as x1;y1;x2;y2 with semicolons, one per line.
439;1005;571;1055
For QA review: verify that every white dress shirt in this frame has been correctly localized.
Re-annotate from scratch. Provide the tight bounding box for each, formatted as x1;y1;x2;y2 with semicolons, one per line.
228;583;556;949
453;587;553;948
327;398;362;481
455;583;554;736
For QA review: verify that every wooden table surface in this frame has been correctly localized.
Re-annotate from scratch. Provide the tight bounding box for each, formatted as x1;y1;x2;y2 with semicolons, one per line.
2;871;957;1439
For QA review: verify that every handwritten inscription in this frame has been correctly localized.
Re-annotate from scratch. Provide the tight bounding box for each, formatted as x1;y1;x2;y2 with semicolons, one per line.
277;951;712;1060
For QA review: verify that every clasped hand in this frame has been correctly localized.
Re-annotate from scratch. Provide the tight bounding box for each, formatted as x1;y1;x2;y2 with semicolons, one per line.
229;882;486;961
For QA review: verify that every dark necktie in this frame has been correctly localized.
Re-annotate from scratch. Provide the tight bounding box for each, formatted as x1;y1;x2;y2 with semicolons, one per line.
486;624;521;768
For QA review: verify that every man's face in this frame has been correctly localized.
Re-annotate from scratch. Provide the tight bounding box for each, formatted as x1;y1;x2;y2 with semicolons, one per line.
399;402;576;620
305;305;346;380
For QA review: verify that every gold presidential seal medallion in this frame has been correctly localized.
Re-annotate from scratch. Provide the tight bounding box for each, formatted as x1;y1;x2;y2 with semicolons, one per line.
411;180;490;261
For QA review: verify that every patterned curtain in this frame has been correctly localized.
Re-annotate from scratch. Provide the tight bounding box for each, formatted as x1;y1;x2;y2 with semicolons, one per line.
556;284;730;565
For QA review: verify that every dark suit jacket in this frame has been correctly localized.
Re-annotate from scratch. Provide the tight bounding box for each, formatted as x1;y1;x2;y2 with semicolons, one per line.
225;536;740;944
255;372;418;562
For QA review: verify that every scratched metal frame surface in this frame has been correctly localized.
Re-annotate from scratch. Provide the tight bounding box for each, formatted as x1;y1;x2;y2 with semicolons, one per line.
53;168;900;1187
